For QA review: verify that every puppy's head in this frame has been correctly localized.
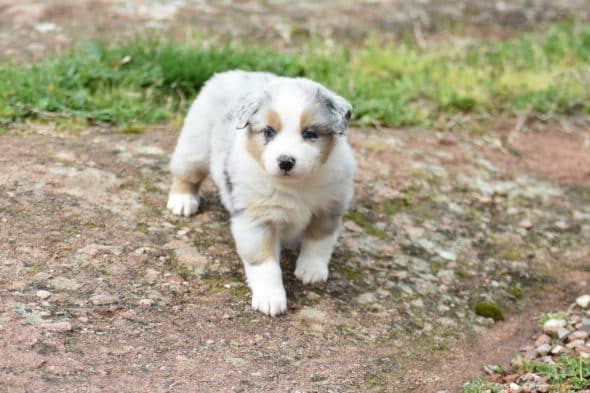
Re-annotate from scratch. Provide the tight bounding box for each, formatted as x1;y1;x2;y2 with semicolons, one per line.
236;78;352;180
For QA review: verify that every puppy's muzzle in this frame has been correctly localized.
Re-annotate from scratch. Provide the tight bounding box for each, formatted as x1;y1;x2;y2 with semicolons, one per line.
277;155;296;173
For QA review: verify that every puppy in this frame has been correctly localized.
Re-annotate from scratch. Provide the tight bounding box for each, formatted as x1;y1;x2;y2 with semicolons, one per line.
167;70;356;316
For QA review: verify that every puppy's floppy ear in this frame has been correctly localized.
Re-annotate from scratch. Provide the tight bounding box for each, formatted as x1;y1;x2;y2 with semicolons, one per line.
315;87;353;135
234;94;261;129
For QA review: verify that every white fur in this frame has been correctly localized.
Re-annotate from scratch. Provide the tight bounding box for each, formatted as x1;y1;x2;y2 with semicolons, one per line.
168;70;356;316
166;193;199;217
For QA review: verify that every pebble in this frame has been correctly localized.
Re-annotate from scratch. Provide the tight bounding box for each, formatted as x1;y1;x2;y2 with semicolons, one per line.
576;294;590;309
567;330;589;341
550;345;563;355
49;276;80;291
565;339;584;348
518;219;533;229
90;294;118;305
556;327;570;340
356;292;376;305
33;272;52;281
297;307;327;322
509;382;520;392
543;319;566;335
537;384;550;392
41;321;72;333
36;290;51;299
343;220;364;233
139;299;153;307
536;343;551;356
534;334;551;346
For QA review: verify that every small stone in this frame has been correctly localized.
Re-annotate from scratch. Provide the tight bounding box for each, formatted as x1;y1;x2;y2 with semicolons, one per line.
410;298;424;308
550;345;564;355
36;290;51;300
576;295;590;309
518;219;533;229
537;384;550;393
343;220;364;233
543;319;566;335
90;294;117;305
49;276;80;291
41;321;72;333
568;330;589;341
437;250;457;261
576;345;590;354
536;343;551;356
523;347;537;360
488;374;504;383
483;364;499;375
139;299;153;307
297;307;327;322
78;316;88;323
509;383;520;392
33;272;52;281
356;292;376;305
306;291;320;301
504;374;520;383
566;339;585;348
557;327;570;340
227;357;248;368
534;334;551;346
145;268;160;282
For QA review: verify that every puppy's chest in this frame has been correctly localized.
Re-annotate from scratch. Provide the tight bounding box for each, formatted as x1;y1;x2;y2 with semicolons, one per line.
241;187;326;236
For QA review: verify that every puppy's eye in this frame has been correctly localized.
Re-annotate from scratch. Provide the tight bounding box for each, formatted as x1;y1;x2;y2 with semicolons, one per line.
263;126;277;141
302;128;318;140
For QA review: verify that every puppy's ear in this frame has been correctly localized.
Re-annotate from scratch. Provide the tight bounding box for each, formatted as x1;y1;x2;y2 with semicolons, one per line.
315;87;352;135
234;94;261;129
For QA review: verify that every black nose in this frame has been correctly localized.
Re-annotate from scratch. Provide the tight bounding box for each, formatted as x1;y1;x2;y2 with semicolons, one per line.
277;155;296;172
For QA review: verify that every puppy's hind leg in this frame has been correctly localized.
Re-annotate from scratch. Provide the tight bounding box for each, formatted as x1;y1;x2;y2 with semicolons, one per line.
167;98;212;217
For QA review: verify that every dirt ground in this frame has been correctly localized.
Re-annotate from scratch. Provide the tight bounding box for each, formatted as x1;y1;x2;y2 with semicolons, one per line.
1;1;590;393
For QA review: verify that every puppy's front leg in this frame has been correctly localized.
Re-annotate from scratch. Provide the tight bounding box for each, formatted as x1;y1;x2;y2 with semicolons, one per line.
295;212;341;284
231;214;286;316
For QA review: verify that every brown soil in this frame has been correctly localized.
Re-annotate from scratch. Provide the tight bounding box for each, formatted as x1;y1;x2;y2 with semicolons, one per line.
1;2;590;393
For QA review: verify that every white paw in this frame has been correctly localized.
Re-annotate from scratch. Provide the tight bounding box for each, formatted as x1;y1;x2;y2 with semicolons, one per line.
251;288;287;316
294;261;329;284
167;193;199;217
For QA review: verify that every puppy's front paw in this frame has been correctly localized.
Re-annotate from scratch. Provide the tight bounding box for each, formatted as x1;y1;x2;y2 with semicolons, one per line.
294;260;329;284
167;193;199;217
251;288;287;316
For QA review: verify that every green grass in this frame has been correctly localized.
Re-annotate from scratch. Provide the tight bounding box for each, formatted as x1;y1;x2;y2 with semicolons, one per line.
463;379;503;393
535;356;590;391
464;356;590;392
1;22;590;128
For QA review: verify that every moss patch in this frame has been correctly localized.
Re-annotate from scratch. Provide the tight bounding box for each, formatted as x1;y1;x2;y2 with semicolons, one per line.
474;302;505;321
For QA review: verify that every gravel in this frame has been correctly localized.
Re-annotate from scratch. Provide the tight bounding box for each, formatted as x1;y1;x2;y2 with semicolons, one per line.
474;293;590;391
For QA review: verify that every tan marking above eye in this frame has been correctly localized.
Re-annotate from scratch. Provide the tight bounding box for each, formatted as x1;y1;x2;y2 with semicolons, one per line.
300;110;312;130
266;110;282;132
